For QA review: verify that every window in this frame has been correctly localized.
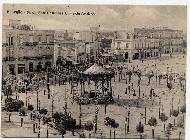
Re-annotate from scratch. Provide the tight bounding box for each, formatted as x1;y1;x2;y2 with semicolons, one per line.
117;42;121;49
18;64;25;74
126;43;129;49
9;36;13;46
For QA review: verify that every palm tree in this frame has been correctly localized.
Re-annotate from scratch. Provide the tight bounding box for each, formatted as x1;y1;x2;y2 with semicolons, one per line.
148;117;157;138
113;122;119;139
160;113;168;131
8;113;11;122
104;117;119;139
171;110;179;126
43;115;52;138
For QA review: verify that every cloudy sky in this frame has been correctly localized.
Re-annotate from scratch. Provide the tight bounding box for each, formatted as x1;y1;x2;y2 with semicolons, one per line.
3;4;187;32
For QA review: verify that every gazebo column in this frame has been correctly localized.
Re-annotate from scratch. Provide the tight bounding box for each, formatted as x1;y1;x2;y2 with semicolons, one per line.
80;79;83;96
107;78;109;89
102;76;104;95
83;81;85;94
109;78;112;96
95;80;98;90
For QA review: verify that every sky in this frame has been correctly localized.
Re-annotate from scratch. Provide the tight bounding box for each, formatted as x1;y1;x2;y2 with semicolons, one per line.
3;4;187;32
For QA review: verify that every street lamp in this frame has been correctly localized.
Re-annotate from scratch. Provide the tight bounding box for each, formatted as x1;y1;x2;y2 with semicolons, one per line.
36;91;39;110
94;105;99;133
36;113;42;138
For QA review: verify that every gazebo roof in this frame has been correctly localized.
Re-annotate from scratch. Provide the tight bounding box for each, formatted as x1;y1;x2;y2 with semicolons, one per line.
83;63;114;76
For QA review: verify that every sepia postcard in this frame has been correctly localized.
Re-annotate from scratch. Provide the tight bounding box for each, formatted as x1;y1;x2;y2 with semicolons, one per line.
1;3;187;139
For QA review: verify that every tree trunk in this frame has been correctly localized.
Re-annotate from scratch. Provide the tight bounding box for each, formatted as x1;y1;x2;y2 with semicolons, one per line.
138;85;141;97
110;127;112;138
105;102;107;114
114;128;116;139
62;134;64;138
8;113;11;122
152;129;154;138
144;107;147;125
33;123;35;133
164;123;165;131
21;118;23;127
89;133;91;138
72;129;75;136
179;131;181;139
47;128;49;138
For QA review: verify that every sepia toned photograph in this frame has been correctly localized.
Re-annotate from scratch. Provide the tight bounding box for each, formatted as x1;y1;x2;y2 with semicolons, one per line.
1;3;187;139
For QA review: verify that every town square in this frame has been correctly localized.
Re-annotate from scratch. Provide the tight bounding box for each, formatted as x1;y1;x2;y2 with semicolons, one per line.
1;4;187;139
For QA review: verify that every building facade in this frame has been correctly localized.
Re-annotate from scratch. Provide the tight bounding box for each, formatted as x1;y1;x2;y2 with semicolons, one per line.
131;37;160;60
2;20;55;77
110;27;185;61
134;27;185;54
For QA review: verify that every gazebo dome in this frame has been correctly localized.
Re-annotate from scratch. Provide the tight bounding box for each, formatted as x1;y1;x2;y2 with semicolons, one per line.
83;63;114;76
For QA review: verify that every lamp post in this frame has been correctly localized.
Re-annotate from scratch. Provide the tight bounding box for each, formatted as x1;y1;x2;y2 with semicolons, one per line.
51;96;54;117
127;84;131;133
94;105;99;133
79;102;82;126
39;100;41;111
37;114;41;138
36;91;39;111
32;111;37;133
